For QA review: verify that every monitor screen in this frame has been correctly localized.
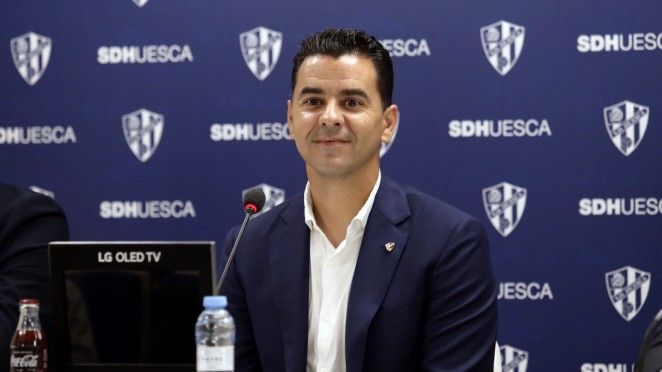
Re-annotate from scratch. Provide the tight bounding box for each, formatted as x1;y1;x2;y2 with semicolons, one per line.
50;242;216;372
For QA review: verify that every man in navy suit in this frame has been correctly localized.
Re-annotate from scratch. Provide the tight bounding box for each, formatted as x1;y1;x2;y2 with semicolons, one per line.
220;29;497;371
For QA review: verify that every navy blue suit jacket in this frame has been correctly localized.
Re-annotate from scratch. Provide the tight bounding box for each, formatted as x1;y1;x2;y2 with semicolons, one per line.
220;177;497;372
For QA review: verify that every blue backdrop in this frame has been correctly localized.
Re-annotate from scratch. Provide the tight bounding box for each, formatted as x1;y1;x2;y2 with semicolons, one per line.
2;1;661;371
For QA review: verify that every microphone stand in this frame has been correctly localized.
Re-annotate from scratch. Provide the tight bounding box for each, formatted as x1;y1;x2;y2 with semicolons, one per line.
215;208;253;295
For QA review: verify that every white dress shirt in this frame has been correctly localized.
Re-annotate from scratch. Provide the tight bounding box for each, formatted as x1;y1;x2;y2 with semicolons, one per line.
304;173;381;372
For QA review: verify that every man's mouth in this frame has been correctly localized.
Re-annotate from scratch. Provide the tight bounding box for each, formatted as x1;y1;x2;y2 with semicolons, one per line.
314;138;349;145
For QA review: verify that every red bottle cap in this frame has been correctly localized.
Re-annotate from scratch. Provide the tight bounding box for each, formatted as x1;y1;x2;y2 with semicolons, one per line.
19;298;39;305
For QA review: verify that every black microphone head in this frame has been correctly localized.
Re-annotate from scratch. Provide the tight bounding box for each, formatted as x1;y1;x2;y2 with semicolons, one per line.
243;187;266;214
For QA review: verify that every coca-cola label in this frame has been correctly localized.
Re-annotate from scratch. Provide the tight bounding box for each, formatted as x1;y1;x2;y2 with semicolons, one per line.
10;352;39;368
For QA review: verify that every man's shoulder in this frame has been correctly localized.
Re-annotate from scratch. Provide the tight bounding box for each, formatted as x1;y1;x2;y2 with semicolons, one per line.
221;193;304;262
253;192;303;223
0;183;69;255
390;180;478;227
0;182;29;208
0;183;65;223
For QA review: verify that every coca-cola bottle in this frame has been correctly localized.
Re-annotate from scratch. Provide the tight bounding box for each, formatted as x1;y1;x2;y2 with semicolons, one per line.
9;299;47;372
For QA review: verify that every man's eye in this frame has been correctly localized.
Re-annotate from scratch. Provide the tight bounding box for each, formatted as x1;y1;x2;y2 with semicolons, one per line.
303;98;321;105
345;99;362;108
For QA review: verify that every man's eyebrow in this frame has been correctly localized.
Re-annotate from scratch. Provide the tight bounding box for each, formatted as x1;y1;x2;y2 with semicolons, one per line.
299;87;323;96
340;89;369;99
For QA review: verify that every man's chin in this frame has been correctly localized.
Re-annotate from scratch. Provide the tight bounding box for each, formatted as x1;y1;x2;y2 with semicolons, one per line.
306;162;352;179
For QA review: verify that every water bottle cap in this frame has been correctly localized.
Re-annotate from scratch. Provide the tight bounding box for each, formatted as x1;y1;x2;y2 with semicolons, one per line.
203;295;227;308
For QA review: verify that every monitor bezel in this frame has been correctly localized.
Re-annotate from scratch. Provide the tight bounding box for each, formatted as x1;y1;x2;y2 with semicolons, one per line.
49;241;216;372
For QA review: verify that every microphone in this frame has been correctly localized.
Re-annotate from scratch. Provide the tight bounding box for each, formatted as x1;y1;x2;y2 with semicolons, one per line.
215;187;266;295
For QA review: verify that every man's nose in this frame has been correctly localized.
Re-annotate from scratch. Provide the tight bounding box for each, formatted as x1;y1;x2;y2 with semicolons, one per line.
319;101;343;127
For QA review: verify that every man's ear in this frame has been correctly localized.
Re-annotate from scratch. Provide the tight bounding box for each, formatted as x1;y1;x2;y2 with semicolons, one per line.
287;99;294;135
381;104;398;144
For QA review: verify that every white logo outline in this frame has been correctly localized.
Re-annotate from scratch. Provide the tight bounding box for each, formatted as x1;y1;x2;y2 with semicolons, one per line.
121;109;164;163
480;20;525;76
482;182;527;237
605;265;651;322
10;32;52;86
239;26;283;81
604;100;649;156
500;344;528;372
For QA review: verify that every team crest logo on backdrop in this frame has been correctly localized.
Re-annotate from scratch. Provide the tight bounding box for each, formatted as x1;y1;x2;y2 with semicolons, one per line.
10;32;52;86
483;182;527;237
603;100;649;156
481;20;525;76
240;26;283;81
242;183;285;216
605;265;651;321
122;109;164;162
500;345;528;372
132;0;149;6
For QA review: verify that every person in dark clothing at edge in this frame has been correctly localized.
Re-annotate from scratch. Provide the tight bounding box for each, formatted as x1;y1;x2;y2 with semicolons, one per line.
0;183;69;372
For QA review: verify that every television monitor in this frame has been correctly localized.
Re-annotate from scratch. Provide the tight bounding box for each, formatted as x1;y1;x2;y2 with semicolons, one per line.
49;241;216;372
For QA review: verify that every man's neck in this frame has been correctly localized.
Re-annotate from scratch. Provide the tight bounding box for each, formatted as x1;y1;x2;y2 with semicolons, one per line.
308;168;379;247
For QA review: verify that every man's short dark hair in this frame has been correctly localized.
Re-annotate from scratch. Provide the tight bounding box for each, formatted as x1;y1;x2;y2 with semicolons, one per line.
291;28;393;110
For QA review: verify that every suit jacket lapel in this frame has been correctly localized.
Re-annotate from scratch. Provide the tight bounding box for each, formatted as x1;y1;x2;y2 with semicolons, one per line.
345;178;411;372
269;196;310;372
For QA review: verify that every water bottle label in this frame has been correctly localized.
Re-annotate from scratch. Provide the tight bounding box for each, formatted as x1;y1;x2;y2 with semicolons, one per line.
196;345;233;371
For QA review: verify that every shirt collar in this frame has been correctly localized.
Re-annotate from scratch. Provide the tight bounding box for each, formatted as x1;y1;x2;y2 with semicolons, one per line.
304;171;381;231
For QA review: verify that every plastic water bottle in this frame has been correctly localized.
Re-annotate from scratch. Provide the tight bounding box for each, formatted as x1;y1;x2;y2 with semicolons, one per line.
196;295;235;372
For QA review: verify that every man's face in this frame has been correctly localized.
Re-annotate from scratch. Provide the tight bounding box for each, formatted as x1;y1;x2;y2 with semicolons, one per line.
287;54;397;180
